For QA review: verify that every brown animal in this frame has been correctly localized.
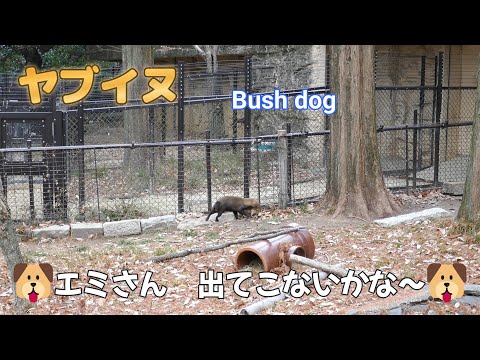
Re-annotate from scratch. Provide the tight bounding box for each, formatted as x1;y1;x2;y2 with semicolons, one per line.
206;196;260;222
427;262;466;302
14;263;53;303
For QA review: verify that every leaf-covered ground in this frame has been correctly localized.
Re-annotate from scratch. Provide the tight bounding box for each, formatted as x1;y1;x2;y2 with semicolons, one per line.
1;191;479;315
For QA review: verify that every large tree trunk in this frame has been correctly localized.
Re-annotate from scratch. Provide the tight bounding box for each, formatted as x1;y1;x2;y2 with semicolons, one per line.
457;66;480;226
322;45;399;220
0;183;28;313
122;45;153;185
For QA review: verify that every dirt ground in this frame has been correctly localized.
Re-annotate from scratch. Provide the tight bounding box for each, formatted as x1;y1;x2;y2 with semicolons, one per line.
1;190;479;315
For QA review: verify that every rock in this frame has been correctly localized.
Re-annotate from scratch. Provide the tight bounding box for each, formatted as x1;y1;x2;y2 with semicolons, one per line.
374;208;452;227
455;296;480;307
103;219;141;237
71;223;103;239
413;304;429;313
177;212;236;230
389;307;402;315
427;309;436;315
442;182;464;196
140;215;176;232
32;225;70;239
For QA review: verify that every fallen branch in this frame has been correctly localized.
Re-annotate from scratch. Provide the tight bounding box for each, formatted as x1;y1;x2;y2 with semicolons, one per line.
151;226;306;262
240;273;327;315
289;254;348;278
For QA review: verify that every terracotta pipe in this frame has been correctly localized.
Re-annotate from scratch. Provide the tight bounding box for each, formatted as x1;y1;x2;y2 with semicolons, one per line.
235;223;315;271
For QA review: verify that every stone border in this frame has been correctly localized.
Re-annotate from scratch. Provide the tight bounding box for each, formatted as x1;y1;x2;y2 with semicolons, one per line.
31;215;176;239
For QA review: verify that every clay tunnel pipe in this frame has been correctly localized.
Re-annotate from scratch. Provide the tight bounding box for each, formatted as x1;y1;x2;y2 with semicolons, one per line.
235;225;315;272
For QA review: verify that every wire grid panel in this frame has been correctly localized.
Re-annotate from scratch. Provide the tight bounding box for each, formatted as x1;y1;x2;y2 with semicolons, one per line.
180;145;207;213
184;100;240;140
378;130;411;189
209;144;245;203
73;146;179;221
436;125;473;183
183;60;245;98
253;95;328;136
83;108;126;144
375;89;436;127
251;140;279;206
440;88;477;123
289;135;327;202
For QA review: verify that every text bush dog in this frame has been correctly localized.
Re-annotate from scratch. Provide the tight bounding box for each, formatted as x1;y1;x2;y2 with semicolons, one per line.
232;89;336;115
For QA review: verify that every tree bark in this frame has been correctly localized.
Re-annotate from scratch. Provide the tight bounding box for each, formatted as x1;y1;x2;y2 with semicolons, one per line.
0;182;28;313
322;45;399;220
457;65;480;226
122;45;153;183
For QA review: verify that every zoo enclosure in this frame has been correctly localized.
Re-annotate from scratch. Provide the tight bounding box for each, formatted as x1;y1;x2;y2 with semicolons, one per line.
0;51;477;222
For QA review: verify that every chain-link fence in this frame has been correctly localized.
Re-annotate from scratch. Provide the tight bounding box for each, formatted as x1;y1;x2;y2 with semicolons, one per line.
0;50;478;223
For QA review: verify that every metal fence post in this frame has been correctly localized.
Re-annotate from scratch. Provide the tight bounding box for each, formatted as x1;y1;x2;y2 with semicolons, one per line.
27;139;35;220
205;130;212;212
418;56;426;170
433;52;444;187
324;54;331;178
277;129;288;209
232;74;238;153
78;102;85;220
413;110;418;189
243;57;252;198
286;122;292;202
177;62;185;213
148;106;155;192
405;126;409;194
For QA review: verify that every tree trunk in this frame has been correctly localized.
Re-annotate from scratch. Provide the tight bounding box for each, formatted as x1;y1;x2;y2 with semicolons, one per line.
322;45;399;220
122;45;153;184
0;182;28;313
205;45;225;139
457;66;480;227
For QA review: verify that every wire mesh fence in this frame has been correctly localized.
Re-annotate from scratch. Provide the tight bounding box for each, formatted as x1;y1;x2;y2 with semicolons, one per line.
0;50;478;223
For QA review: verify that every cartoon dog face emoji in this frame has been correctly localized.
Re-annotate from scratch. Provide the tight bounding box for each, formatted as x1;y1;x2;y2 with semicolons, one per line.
427;263;466;303
14;263;53;303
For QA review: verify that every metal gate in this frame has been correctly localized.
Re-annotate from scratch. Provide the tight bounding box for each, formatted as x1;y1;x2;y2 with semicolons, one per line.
0;111;67;220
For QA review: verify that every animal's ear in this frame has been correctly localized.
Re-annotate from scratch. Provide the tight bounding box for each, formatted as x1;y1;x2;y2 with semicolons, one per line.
427;263;441;282
39;263;53;282
453;262;467;283
13;263;27;282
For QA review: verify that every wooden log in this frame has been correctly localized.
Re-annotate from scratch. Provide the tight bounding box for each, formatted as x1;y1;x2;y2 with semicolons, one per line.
289;254;348;277
151;226;306;262
240;272;327;315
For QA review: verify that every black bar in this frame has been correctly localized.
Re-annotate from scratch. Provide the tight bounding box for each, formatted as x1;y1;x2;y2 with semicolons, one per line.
431;55;438;168
148;106;155;191
232;74;238;153
286;123;292;202
433;52;444;186
27;139;35;220
78;103;85;219
375;86;437;91
405;126;409;194
205;130;212;212
93;149;101;222
412;110;418;189
243;57;252;198
177;62;185;213
418;56;426;171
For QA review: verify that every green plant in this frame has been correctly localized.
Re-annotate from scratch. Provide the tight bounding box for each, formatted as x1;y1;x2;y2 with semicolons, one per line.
118;239;134;246
76;245;89;253
101;202;146;221
183;229;197;238
154;244;174;257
